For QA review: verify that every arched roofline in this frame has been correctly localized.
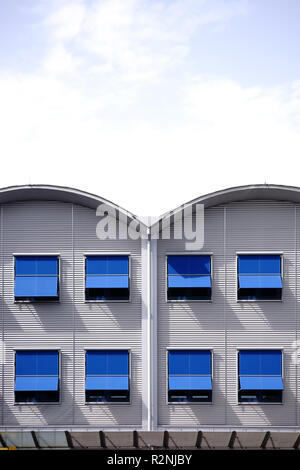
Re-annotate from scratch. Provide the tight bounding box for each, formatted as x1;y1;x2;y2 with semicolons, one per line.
0;184;145;228
153;184;300;230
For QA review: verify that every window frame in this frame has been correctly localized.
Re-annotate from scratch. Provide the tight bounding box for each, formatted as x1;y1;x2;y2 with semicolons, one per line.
13;253;61;303
13;348;61;405
84;348;131;405
165;252;213;303
236;347;284;405
84;253;131;303
166;347;214;405
236;252;283;303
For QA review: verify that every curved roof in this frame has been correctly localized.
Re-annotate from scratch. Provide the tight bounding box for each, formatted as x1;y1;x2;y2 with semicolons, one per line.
155;184;300;229
0;184;145;227
1;183;300;229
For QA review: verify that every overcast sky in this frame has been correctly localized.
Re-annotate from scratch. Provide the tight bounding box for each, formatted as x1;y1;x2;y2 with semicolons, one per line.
1;0;300;216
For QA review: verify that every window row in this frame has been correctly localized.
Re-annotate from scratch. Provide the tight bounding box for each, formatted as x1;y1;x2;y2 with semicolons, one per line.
167;253;282;301
14;350;130;404
14;255;130;302
13;349;284;405
12;253;283;303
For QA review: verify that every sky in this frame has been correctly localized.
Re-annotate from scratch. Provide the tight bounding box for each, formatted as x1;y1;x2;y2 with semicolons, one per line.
0;0;300;216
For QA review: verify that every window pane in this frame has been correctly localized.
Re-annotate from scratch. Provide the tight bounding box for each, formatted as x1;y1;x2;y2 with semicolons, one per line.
35;432;68;448
2;432;35;448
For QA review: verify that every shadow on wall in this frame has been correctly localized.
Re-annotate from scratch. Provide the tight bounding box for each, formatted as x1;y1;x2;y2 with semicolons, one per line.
1;352;142;427
74;349;142;426
83;256;142;332
160;256;297;334
157;346;298;428
1;389;89;427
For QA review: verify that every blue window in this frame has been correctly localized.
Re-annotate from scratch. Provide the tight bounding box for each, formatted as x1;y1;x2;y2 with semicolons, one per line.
238;350;283;403
237;254;282;301
14;256;59;302
85;256;130;301
168;350;212;402
85;350;130;403
167;255;211;301
15;350;59;403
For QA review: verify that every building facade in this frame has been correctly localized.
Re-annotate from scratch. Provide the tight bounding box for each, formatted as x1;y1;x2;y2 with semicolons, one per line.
1;184;300;449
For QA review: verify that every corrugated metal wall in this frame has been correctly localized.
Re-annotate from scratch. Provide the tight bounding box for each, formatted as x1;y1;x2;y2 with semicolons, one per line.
0;201;142;427
1;196;300;428
157;201;299;427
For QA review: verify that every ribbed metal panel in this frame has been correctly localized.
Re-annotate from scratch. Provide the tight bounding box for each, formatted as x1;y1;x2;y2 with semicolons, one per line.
0;206;3;426
157;201;299;427
157;207;226;426
2;196;300;429
2;201;73;426
295;205;300;427
1;201;142;427
72;205;141;426
226;201;296;426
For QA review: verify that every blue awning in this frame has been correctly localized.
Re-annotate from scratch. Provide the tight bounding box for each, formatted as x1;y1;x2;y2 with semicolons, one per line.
239;376;283;390
168;275;211;288
86;256;129;275
16;351;59;376
169;350;211;375
169;376;212;390
239;350;282;376
85;376;129;390
15;376;58;391
86;275;129;289
86;350;129;376
15;257;58;276
238;275;282;289
15;276;58;297
238;255;281;274
168;255;211;275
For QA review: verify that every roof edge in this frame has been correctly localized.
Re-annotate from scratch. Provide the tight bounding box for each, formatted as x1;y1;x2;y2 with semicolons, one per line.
154;183;300;226
0;184;146;227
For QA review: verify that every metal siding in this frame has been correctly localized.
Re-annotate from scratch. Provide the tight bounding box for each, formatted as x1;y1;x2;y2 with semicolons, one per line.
157;206;226;426
2;201;73;426
73;205;141;426
157;201;298;427
295;205;300;426
226;201;296;426
1;201;142;427
2;196;299;429
0;206;3;425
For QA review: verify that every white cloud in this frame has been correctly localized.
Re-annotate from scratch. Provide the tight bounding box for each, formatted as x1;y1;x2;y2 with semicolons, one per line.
1;1;300;216
44;45;81;75
42;0;248;84
45;0;86;40
1;71;300;215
